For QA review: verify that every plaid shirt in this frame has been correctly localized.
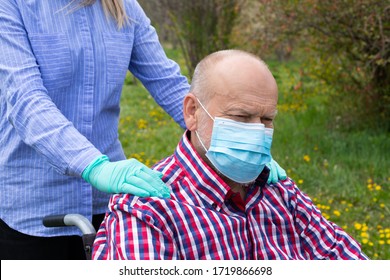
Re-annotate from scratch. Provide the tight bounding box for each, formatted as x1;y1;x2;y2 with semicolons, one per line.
92;131;368;260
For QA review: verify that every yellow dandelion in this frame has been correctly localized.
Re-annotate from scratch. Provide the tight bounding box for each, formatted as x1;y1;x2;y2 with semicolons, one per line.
360;232;369;238
303;155;310;162
333;210;341;217
379;240;385;245
387;240;390;245
375;185;382;191
298;179;304;184
367;178;373;184
380;203;385;208
362;239;369;244
323;213;330;220
137;119;148;129
354;223;362;230
368;242;374;247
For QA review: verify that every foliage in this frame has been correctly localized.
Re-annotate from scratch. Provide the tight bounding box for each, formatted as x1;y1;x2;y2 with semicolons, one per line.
157;0;243;76
234;0;390;130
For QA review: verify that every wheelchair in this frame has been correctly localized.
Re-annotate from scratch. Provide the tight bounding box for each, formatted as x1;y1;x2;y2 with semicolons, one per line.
43;214;96;260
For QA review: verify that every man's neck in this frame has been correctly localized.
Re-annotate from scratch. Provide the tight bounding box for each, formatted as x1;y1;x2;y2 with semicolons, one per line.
226;180;252;200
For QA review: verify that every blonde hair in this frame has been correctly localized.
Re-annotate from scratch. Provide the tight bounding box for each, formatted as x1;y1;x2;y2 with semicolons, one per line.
72;0;128;28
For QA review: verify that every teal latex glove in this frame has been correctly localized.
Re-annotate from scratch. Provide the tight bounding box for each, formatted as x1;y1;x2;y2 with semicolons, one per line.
266;158;287;184
82;155;170;198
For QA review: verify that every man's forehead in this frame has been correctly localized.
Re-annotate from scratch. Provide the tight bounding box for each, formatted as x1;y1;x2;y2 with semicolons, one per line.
209;92;277;113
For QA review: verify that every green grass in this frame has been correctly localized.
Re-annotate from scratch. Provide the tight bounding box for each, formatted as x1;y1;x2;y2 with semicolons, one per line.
118;48;390;259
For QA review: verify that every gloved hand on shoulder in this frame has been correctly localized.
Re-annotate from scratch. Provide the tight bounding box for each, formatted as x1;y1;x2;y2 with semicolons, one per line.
82;155;170;198
266;158;287;184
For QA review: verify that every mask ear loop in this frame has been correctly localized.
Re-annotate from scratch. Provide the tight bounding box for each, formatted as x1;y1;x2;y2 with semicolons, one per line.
195;98;214;153
196;98;215;121
195;131;208;153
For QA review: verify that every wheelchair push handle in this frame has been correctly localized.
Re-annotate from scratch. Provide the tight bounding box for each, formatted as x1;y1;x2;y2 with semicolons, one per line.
43;214;96;235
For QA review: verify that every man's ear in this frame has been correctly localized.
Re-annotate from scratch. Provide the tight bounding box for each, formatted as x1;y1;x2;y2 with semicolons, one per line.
183;93;198;131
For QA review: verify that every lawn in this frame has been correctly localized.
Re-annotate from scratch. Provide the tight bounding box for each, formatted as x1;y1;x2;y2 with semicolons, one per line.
118;48;390;259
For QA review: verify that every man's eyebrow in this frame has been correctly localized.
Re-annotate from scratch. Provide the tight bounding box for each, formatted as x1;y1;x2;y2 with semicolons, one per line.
265;110;278;118
224;107;252;115
225;107;278;117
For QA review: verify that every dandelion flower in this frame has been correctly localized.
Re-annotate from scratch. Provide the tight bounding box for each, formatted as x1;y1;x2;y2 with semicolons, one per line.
333;210;341;217
137;119;148;129
354;223;362;230
323;213;330;220
303;155;310;162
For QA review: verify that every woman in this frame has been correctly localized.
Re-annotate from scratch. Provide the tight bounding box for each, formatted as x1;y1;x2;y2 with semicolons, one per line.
0;0;285;259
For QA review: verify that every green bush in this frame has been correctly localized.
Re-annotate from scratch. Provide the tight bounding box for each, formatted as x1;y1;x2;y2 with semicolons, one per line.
234;0;390;131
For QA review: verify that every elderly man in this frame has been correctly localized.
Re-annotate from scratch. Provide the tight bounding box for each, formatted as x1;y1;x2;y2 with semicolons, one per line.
92;50;368;260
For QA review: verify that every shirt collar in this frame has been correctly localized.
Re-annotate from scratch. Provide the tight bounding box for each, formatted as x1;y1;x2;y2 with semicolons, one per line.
174;130;269;211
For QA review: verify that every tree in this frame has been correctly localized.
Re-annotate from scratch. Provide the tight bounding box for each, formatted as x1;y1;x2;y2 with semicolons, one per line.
158;0;243;77
242;0;389;129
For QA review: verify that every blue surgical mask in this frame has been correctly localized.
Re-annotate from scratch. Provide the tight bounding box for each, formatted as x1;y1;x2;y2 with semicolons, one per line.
195;99;273;183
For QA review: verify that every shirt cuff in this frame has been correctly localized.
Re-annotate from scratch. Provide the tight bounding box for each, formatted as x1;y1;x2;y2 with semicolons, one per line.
66;148;103;177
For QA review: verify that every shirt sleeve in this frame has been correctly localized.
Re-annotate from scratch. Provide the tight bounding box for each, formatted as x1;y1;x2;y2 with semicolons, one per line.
280;180;369;259
127;0;190;129
0;1;101;176
92;196;180;260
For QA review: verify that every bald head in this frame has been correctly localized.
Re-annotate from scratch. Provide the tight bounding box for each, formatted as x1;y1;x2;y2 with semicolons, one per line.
190;50;278;106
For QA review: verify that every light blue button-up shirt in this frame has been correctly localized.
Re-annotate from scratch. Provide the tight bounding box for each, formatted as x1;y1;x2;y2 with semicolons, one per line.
0;0;189;237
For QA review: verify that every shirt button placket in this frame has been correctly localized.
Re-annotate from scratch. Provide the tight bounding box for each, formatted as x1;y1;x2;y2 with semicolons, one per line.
78;8;95;215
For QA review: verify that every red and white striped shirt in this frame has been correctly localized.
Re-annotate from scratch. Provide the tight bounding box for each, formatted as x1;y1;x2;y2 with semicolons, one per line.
92;131;368;259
